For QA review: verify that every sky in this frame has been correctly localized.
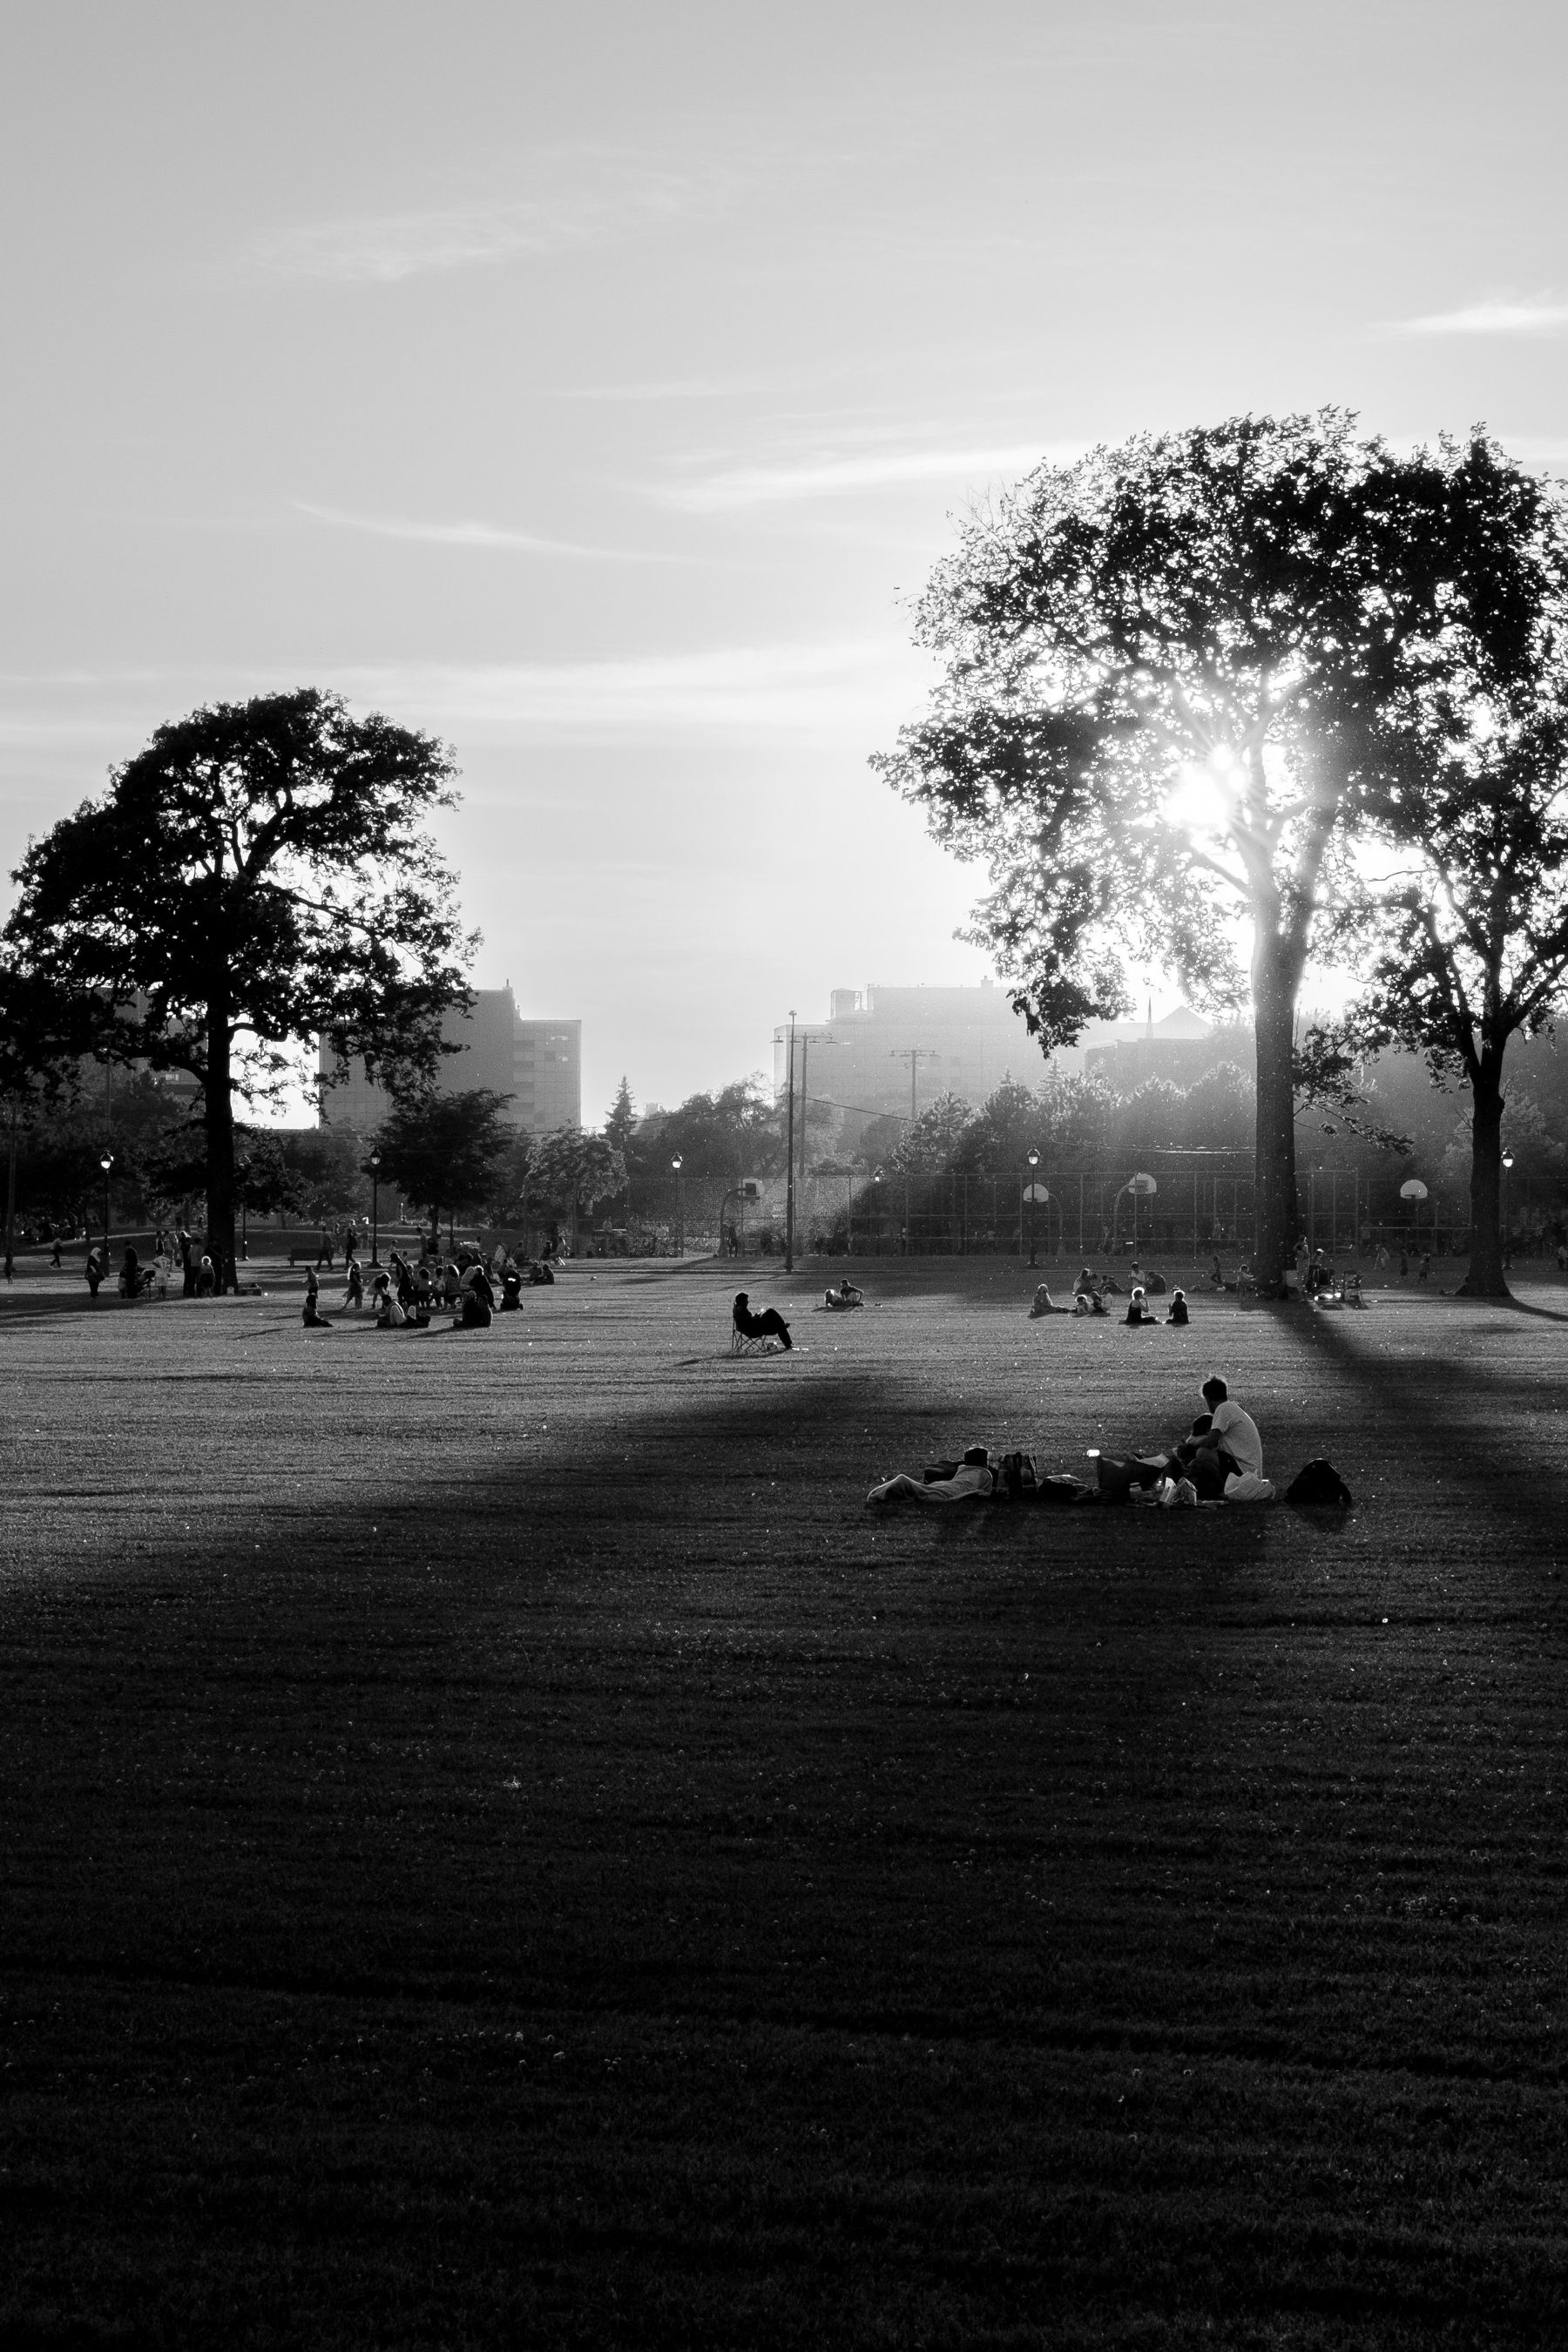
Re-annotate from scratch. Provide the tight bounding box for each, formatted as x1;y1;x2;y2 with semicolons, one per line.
3;0;1565;1124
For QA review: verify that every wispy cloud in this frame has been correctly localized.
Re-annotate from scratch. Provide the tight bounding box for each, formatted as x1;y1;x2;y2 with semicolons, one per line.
251;157;725;285
1389;295;1568;337
566;375;762;403
293;499;688;564
659;440;1065;511
331;640;927;743
0;640;930;762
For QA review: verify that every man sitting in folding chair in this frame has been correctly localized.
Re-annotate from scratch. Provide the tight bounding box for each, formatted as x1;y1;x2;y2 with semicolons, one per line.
732;1291;793;1353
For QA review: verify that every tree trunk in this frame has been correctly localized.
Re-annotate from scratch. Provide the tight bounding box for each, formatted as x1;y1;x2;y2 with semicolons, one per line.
1251;938;1301;1298
429;1200;441;1256
205;1008;239;1294
1456;1053;1510;1298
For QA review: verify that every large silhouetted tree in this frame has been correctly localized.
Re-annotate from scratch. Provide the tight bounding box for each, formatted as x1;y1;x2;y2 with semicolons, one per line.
1339;632;1568;1296
3;690;472;1291
875;416;1562;1292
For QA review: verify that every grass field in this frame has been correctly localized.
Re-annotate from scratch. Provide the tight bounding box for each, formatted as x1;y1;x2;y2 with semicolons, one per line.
2;1254;1565;2349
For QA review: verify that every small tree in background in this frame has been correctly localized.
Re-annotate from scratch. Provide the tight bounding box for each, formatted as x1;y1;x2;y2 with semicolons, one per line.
3;689;473;1293
275;1129;370;1226
648;1079;782;1180
605;1077;638;1154
524;1129;626;1250
890;1092;974;1174
372;1089;515;1253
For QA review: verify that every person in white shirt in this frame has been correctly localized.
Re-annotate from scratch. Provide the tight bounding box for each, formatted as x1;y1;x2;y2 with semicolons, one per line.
1186;1375;1261;1488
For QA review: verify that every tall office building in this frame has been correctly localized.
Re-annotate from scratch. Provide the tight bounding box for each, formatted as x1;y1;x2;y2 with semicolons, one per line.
319;987;580;1133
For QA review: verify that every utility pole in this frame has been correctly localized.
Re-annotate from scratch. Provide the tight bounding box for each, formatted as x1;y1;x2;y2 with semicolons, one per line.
796;1029;836;1259
3;1098;17;1284
783;1011;796;1272
889;1046;939;1128
889;1048;937;1255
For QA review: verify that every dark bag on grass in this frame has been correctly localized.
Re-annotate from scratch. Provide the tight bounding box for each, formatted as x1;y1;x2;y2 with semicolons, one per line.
1001;1450;1039;1499
1285;1457;1354;1507
1036;1474;1090;1504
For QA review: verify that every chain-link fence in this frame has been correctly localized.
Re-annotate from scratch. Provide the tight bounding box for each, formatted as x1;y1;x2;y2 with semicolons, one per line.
573;1161;1554;1262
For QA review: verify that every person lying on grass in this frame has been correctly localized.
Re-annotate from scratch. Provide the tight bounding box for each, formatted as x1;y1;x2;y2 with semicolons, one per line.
733;1293;793;1350
867;1446;993;1504
823;1278;864;1310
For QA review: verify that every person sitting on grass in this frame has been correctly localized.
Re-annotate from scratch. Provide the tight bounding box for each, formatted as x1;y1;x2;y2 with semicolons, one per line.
824;1277;864;1310
456;1265;495;1328
1174;1375;1263;1497
733;1292;792;1350
867;1446;993;1504
370;1273;407;1328
1096;1374;1265;1503
301;1265;333;1328
500;1265;524;1312
1125;1286;1158;1326
1029;1282;1071;1316
1166;1287;1189;1326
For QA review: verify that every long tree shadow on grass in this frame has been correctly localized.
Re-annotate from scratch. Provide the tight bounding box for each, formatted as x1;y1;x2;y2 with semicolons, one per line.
4;1289;1565;2348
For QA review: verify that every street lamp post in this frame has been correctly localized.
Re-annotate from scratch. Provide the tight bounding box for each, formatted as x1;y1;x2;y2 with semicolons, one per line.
1502;1149;1514;1268
368;1151;382;1267
1026;1146;1040;1269
873;1166;883;1256
672;1154;684;1256
99;1152;113;1264
236;1153;251;1262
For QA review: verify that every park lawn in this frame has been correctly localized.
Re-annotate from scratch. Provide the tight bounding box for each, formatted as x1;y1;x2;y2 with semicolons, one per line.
1;1256;1565;2350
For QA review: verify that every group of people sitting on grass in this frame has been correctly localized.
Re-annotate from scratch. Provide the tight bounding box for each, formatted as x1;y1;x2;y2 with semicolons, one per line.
866;1374;1271;1506
303;1240;560;1331
1029;1268;1188;1325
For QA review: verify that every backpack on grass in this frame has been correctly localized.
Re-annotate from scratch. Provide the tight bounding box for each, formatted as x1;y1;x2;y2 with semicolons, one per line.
1285;1458;1354;1507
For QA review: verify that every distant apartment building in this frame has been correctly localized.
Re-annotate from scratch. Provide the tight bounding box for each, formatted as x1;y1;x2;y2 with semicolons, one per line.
318;986;581;1134
774;982;1220;1137
774;980;1039;1133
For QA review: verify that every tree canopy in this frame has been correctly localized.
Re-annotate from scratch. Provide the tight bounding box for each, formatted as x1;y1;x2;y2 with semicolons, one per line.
370;1089;515;1251
1333;618;1568;1294
638;1078;782;1180
523;1129;626;1245
604;1077;638;1154
875;414;1565;1289
3;688;473;1289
